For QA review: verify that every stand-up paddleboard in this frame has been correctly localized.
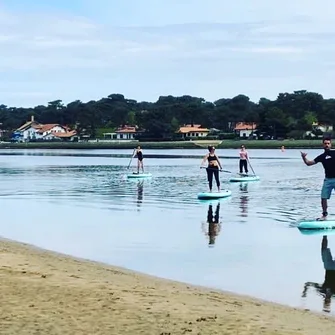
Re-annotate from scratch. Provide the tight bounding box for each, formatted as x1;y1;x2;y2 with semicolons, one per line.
297;219;335;231
127;172;152;179
229;175;260;182
197;190;232;200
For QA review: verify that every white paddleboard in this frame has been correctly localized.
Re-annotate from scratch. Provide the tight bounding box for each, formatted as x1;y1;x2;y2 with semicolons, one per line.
197;190;232;200
297;219;335;230
229;175;260;182
127;173;152;179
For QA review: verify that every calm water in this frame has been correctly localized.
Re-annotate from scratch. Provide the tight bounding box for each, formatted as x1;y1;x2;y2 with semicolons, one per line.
1;147;335;315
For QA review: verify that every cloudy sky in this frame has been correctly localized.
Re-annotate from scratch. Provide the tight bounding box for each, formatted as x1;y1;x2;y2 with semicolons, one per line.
0;0;334;107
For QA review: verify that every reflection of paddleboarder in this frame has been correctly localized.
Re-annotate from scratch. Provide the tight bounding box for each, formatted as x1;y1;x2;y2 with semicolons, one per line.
321;236;335;312
302;236;335;313
201;203;221;246
137;181;143;208
239;183;248;217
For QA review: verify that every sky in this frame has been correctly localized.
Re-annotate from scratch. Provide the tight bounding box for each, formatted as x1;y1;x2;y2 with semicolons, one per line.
0;0;335;107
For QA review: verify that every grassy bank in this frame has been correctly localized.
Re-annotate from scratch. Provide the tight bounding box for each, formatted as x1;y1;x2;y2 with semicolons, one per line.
0;139;324;150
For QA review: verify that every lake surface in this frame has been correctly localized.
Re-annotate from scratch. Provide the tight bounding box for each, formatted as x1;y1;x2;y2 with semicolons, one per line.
1;147;335;315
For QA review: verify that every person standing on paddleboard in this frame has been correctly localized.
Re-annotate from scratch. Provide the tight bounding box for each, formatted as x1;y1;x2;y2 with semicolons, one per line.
239;145;249;174
200;146;222;192
133;145;144;174
301;137;335;221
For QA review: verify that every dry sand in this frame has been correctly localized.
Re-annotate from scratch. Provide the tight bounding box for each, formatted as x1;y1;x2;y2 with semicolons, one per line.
1;239;335;335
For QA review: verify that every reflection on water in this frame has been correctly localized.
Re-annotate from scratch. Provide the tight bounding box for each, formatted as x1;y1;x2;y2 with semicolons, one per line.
201;202;222;247
1;148;335;315
239;183;249;217
137;181;144;209
302;236;335;313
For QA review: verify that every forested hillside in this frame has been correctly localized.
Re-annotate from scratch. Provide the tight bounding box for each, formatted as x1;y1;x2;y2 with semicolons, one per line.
1;90;334;140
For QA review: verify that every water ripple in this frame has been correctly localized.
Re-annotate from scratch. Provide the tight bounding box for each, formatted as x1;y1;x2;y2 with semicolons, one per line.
0;158;327;223
0;151;334;315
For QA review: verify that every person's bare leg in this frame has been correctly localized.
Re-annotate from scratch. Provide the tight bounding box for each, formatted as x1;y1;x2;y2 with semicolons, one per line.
321;198;328;220
319;180;329;220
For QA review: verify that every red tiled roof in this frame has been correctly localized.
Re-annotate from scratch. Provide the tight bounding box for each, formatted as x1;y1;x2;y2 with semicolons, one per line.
17;121;42;131
37;124;60;133
178;126;209;134
51;130;77;138
115;126;137;133
234;122;257;130
16;118;76;138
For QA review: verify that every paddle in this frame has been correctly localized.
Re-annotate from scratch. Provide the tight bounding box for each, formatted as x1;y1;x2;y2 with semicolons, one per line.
200;167;246;176
247;158;256;176
127;148;136;169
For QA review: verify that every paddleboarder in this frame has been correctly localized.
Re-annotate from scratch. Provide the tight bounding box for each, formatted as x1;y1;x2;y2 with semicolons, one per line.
133;145;144;174
200;146;222;192
239;145;249;174
301;137;335;220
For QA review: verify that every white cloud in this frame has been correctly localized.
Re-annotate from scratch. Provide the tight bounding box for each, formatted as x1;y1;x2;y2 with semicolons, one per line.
230;47;303;54
0;1;335;107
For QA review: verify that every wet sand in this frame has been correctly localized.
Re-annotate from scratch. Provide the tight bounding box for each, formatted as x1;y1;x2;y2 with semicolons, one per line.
1;238;334;335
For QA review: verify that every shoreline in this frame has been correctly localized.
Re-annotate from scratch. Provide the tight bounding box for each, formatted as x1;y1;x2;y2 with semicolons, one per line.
0;139;324;150
1;237;335;334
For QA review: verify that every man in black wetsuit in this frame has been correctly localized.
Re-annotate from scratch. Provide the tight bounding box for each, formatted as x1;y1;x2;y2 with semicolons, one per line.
133;145;144;174
301;137;335;220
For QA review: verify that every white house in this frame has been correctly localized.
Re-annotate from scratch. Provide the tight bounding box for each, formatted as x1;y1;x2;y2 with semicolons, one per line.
103;125;139;141
305;122;333;138
234;122;257;138
115;125;137;140
42;130;77;140
36;124;69;139
14;115;76;141
15;115;41;140
176;124;209;139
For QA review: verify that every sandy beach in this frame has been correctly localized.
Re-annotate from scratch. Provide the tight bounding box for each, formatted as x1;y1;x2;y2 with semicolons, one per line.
1;239;335;335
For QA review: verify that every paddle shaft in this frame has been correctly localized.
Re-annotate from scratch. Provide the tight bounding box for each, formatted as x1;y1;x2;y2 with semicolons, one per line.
200;166;248;175
200;166;228;173
127;149;136;169
200;166;257;177
247;158;256;175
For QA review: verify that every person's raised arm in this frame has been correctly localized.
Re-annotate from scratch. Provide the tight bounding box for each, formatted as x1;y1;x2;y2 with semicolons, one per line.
300;151;316;166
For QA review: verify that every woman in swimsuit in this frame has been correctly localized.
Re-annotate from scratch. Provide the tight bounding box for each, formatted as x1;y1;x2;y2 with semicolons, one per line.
200;146;222;192
133;145;144;173
239;145;248;174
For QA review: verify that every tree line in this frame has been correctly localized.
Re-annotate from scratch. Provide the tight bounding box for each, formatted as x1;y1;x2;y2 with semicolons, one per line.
1;90;334;140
